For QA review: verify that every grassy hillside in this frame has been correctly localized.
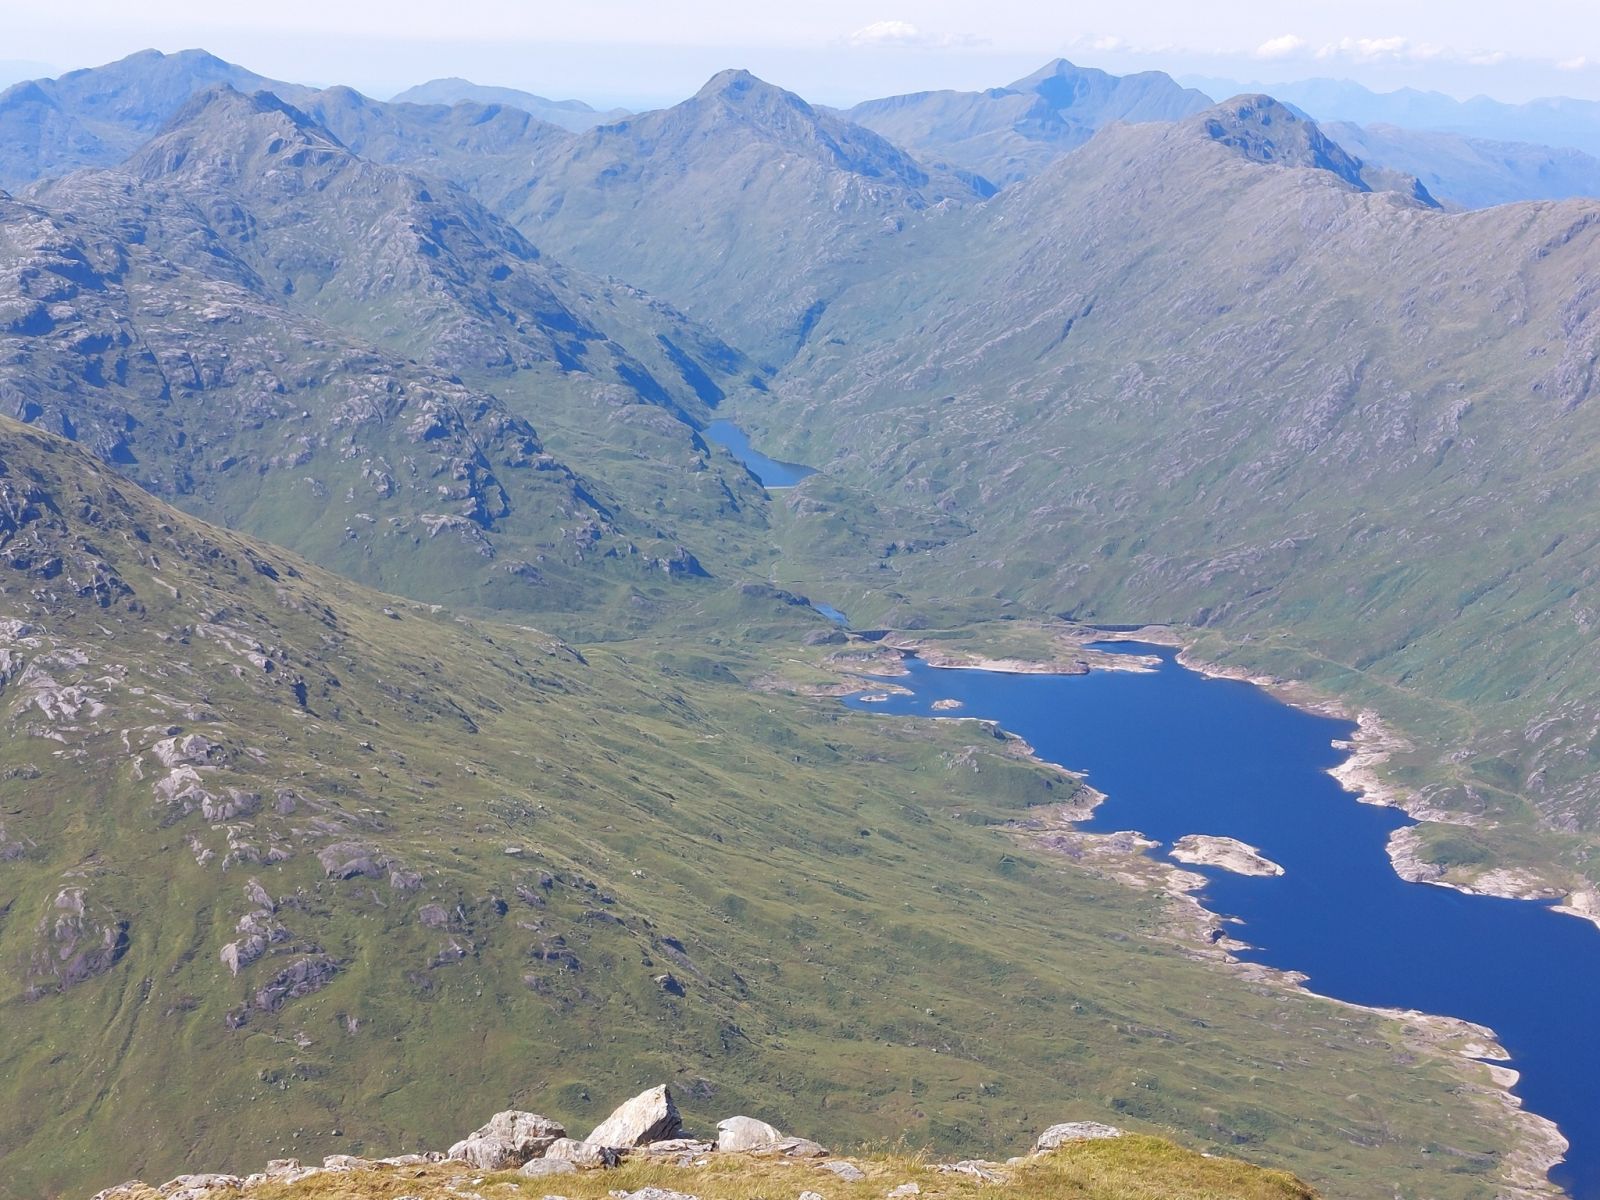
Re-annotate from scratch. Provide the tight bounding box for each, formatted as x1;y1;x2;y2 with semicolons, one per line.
0;419;1545;1200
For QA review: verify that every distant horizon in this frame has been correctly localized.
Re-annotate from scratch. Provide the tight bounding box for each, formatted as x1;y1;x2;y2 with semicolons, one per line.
4;41;1599;118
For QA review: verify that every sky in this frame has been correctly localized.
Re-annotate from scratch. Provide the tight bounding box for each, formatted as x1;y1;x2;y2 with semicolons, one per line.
2;0;1598;109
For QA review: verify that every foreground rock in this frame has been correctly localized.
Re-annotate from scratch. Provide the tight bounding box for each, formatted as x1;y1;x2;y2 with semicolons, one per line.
1169;835;1284;878
84;1104;1321;1200
716;1115;782;1151
447;1111;565;1169
1033;1122;1124;1151
543;1137;621;1168
586;1084;684;1148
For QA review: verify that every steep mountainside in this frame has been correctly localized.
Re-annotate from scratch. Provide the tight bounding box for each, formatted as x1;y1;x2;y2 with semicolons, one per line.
498;70;994;363
391;77;630;132
4;89;776;627
752;96;1600;861
846;59;1211;186
0;418;1528;1200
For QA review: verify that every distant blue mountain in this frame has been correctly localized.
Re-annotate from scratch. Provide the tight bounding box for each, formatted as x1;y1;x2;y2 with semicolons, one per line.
844;58;1212;185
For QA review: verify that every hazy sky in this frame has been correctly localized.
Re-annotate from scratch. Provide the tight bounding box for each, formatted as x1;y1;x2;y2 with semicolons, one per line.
3;0;1598;108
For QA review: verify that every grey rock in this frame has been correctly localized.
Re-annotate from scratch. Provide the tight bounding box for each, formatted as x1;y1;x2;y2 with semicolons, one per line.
518;1159;578;1179
586;1084;683;1148
618;1190;701;1200
752;1137;828;1159
449;1111;567;1169
157;1175;242;1200
90;1183;154;1200
639;1138;713;1156
935;1161;1007;1183
885;1184;919;1199
320;1156;375;1171
716;1115;783;1152
818;1161;866;1182
800;1193;825;1200
543;1138;621;1169
1033;1122;1123;1152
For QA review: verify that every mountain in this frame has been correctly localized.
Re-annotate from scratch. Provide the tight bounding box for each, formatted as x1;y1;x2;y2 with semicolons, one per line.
392;76;630;132
0;416;1514;1200
1186;75;1600;160
845;58;1212;186
1322;120;1600;209
497;69;996;363
750;93;1600;874
0;49;316;190
292;85;576;208
6;86;772;628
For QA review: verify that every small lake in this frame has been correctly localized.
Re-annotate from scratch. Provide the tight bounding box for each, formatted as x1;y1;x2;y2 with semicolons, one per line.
704;419;816;488
847;643;1600;1198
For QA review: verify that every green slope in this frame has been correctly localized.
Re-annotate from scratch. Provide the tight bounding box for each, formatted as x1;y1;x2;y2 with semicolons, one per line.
0;419;1543;1200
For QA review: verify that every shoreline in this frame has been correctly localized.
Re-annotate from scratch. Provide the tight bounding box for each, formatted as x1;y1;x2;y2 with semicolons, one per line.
1093;628;1600;935
838;626;1571;1197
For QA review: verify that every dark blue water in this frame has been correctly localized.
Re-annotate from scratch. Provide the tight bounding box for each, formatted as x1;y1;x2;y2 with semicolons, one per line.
846;643;1597;1197
704;419;817;487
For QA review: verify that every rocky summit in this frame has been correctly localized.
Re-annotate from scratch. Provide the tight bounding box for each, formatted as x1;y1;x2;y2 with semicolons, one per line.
86;1086;1313;1200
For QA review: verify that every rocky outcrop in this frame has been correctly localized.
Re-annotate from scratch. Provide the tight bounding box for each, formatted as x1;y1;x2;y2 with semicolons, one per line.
715;1115;781;1152
542;1138;620;1169
1032;1121;1123;1151
448;1111;566;1169
26;886;129;998
585;1084;683;1148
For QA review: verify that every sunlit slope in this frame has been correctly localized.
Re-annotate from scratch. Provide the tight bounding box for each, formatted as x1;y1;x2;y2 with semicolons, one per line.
0;418;1530;1200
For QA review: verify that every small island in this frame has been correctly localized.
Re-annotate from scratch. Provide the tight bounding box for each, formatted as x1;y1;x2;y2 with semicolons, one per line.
1170;835;1285;878
932;698;964;711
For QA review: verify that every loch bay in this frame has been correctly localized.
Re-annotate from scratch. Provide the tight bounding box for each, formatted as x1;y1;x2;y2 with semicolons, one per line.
848;645;1600;1197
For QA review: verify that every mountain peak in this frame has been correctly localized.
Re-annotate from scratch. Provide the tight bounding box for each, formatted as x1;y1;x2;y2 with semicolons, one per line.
692;68;803;109
1186;94;1438;205
1192;94;1368;187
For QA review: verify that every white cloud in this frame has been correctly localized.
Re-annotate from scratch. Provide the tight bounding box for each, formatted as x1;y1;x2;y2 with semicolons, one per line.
1558;56;1593;71
843;18;986;50
1091;35;1128;53
1316;36;1409;63
1253;34;1305;60
847;20;923;46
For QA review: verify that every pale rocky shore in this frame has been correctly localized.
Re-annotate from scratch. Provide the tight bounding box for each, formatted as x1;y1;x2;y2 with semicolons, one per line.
1170;834;1284;877
88;1085;1133;1200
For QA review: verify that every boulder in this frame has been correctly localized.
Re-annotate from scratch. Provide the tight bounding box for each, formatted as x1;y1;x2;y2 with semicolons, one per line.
819;1161;867;1182
716;1115;782;1152
935;1161;1007;1183
158;1176;242;1200
751;1136;828;1159
90;1183;158;1200
617;1190;701;1200
517;1159;578;1179
320;1156;375;1171
449;1111;567;1169
886;1184;920;1199
1033;1122;1123;1152
639;1138;713;1156
544;1138;621;1169
586;1085;684;1148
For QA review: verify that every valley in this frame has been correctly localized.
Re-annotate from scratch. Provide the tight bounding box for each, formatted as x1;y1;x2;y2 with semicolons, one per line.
4;34;1600;1200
